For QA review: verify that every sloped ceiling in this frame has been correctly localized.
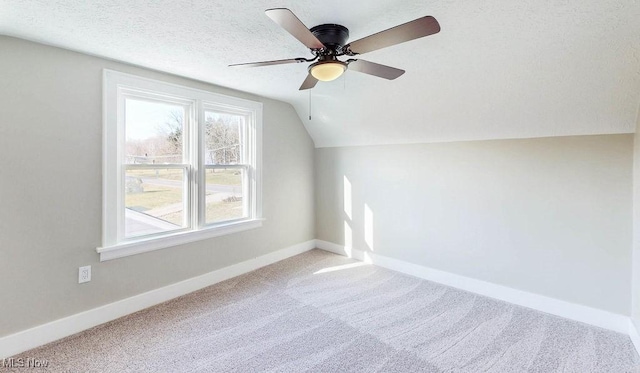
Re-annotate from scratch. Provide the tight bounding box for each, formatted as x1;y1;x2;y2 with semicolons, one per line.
1;0;639;147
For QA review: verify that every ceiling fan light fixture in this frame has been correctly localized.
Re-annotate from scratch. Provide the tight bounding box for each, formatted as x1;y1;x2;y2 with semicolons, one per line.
309;60;347;82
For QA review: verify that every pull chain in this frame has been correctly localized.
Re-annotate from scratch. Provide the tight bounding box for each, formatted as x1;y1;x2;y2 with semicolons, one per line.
308;90;312;121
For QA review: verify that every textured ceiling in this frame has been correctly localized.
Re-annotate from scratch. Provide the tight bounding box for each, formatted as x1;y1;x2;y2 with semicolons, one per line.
2;0;639;147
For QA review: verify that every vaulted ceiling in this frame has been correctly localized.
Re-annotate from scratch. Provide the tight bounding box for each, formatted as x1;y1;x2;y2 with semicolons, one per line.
2;0;639;147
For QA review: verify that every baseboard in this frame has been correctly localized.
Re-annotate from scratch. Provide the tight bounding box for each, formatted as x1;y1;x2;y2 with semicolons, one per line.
0;240;316;359
314;240;355;258
315;240;629;334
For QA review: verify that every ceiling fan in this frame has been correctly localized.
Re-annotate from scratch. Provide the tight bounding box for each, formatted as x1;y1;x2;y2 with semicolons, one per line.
230;8;440;90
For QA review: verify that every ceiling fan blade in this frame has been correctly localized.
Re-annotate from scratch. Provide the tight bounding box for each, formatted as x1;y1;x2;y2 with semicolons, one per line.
265;8;325;50
346;16;440;55
347;59;405;80
299;74;318;90
229;58;307;68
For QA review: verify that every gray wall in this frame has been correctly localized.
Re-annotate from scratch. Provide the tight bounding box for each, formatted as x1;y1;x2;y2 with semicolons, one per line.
315;135;632;315
1;35;634;338
632;111;640;323
0;36;315;337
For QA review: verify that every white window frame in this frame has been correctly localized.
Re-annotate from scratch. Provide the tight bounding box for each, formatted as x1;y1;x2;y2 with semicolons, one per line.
98;70;262;261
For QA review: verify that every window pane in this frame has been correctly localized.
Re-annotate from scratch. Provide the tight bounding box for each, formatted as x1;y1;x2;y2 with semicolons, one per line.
204;111;243;165
205;168;246;224
125;168;186;238
125;99;184;164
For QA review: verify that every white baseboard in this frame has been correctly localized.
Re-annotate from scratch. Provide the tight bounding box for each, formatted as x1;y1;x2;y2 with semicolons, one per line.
315;240;629;334
3;239;636;359
0;240;316;359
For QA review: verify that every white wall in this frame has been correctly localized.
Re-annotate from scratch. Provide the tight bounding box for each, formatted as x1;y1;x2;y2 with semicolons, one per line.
0;36;315;337
316;135;632;315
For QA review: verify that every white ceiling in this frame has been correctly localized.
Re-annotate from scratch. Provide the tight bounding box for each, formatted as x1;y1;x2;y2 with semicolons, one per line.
2;0;639;147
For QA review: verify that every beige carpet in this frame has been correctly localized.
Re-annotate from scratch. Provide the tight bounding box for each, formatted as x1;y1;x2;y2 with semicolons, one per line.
5;249;639;372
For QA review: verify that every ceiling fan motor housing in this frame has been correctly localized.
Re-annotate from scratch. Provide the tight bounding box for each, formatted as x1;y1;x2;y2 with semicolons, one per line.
310;24;350;51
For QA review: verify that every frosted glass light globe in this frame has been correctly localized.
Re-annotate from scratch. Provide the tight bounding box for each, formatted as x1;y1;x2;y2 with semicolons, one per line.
310;61;347;81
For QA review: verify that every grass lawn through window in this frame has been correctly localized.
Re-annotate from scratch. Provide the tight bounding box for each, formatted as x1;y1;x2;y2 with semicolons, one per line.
126;176;244;226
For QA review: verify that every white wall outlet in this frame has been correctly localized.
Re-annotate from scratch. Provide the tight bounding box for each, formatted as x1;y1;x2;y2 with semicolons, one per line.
79;265;91;284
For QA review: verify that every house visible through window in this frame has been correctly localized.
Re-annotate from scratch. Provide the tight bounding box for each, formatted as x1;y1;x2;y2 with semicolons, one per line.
100;70;262;260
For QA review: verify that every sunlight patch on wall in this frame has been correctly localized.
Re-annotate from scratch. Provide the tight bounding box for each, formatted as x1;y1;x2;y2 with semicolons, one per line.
365;203;374;251
344;175;352;220
344;221;353;257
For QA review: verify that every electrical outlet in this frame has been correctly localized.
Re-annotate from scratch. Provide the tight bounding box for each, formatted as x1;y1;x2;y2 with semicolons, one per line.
79;265;91;284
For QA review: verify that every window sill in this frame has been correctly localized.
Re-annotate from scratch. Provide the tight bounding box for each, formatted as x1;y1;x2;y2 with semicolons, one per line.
96;219;264;261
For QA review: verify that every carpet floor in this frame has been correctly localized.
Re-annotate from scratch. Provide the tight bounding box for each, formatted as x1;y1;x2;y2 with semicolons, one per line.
5;249;640;372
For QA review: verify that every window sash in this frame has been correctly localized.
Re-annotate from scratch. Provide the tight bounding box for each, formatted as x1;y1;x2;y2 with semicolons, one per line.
121;164;192;242
201;164;251;226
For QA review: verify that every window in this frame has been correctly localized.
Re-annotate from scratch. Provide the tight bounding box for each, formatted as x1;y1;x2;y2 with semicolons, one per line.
99;70;262;261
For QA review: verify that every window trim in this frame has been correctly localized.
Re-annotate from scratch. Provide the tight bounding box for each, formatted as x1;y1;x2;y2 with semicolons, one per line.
99;70;263;261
